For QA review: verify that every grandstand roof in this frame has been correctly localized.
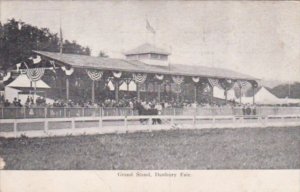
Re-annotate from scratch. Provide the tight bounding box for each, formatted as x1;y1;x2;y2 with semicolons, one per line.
34;50;258;81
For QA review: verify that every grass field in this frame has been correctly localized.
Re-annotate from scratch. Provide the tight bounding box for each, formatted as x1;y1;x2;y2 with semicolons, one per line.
0;126;299;170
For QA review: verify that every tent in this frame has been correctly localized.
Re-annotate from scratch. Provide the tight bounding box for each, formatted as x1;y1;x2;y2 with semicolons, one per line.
4;74;53;104
6;74;50;88
239;87;283;105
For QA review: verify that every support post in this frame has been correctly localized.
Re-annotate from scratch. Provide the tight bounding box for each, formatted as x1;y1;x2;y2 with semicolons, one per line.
126;81;129;92
194;84;197;103
211;86;214;104
137;83;140;101
44;120;48;133
240;86;242;104
92;80;95;103
157;83;161;103
71;118;75;129
66;77;69;101
124;116;127;128
13;120;17;136
115;80;119;103
252;86;255;104
145;82;148;101
99;117;102;128
44;107;47;118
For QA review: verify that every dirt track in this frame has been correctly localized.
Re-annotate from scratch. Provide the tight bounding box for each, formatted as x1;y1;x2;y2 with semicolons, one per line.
0;126;299;169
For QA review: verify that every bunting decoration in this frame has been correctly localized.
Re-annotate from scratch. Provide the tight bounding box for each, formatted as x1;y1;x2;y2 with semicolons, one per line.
219;79;235;91
113;71;122;78
155;74;164;81
236;80;251;89
132;73;147;84
208;78;222;89
86;69;103;81
32;55;42;64
61;66;74;76
250;81;258;88
172;76;184;85
3;72;11;82
16;63;21;72
26;68;45;82
192;76;200;83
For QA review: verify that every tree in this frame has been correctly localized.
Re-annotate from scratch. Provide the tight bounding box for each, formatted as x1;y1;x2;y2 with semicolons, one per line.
272;82;300;98
98;51;109;58
0;18;91;70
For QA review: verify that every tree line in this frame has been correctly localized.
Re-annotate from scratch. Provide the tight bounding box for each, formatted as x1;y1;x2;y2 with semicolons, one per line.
0;19;108;70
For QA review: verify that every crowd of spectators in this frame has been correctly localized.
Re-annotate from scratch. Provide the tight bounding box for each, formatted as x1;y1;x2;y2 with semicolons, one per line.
0;94;255;110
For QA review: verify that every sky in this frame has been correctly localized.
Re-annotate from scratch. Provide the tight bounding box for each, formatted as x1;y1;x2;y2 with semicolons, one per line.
1;1;300;82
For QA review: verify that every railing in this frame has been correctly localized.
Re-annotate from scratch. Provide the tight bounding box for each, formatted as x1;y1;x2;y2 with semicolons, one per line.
1;114;300;138
0;106;300;119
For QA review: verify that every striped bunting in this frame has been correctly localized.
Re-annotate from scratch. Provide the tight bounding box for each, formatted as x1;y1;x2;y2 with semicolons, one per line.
86;69;103;81
133;73;147;84
236;80;251;91
155;74;164;81
172;76;184;85
208;78;222;89
192;76;200;83
61;66;74;76
113;71;122;78
26;68;45;82
3;72;11;82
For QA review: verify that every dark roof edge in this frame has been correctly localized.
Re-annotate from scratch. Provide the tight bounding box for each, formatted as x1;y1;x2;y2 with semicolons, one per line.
33;50;259;81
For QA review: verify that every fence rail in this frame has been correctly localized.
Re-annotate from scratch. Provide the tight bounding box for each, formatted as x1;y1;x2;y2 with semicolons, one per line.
1;114;300;138
1;106;300;119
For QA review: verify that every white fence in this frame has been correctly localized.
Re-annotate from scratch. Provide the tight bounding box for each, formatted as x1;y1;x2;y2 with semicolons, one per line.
1;114;300;138
1;106;300;119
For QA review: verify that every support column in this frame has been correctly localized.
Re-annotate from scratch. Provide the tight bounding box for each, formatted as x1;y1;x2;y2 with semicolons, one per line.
157;83;161;102
66;77;69;101
252;86;255;104
91;80;95;103
194;84;197;103
211;86;214;104
169;83;172;101
145;82;148;101
115;80;119;103
240;86;242;104
137;83;140;101
225;90;228;104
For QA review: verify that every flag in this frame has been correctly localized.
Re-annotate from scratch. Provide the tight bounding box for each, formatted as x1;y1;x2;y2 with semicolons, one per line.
59;27;63;53
146;19;156;34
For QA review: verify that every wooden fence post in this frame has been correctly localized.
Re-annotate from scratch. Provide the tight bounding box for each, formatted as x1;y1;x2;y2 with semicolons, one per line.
13;120;17;136
44;120;48;133
232;116;236;128
23;107;26;119
148;117;152;125
71;118;75;129
99;117;102;128
212;116;215;128
44;107;47;118
171;116;174;125
193;115;196;126
124;116;128;128
64;108;66;118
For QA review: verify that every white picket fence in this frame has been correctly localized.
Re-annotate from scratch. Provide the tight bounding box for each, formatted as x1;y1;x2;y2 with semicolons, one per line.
1;114;300;138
